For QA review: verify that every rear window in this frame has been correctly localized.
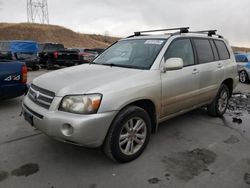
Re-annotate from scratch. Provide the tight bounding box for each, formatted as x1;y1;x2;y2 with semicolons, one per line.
84;49;98;55
193;39;214;63
214;40;230;60
44;44;64;51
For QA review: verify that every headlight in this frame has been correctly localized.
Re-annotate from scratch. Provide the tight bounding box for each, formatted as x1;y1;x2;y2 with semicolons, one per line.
59;94;102;114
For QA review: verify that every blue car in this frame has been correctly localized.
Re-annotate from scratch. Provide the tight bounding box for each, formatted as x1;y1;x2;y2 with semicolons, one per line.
0;60;28;100
234;53;250;83
0;40;39;70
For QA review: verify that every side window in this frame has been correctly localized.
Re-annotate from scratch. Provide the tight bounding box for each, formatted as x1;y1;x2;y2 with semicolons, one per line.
193;39;214;63
210;40;219;61
214;40;230;60
164;38;194;66
235;55;248;62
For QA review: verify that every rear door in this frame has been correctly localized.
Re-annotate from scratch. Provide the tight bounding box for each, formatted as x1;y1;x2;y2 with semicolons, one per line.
192;38;224;104
161;38;200;117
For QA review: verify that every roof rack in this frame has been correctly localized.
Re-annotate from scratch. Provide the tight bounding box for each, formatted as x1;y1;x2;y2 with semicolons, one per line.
134;27;189;36
127;27;223;38
183;30;223;38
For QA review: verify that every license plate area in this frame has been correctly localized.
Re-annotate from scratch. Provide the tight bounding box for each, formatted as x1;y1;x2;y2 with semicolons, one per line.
24;111;34;126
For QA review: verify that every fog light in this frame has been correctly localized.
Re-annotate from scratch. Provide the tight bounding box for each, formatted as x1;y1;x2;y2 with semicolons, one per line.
61;124;74;136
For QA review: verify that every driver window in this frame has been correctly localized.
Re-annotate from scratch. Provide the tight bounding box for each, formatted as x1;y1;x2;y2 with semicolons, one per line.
164;39;195;66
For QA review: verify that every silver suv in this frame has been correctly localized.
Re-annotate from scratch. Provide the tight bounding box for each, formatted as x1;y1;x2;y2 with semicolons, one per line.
23;27;238;163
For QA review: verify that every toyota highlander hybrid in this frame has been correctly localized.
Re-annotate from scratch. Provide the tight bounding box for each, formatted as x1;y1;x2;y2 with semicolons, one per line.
22;27;238;163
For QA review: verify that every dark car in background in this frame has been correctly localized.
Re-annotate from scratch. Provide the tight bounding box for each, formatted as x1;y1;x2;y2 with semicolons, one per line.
38;43;81;69
71;48;98;63
92;48;105;55
0;60;28;100
234;53;250;83
0;40;39;70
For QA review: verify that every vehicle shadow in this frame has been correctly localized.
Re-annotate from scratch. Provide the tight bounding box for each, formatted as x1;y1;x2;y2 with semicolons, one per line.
0;97;23;111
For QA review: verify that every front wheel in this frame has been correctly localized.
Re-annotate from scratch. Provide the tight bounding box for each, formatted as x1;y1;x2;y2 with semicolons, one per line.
207;84;230;117
239;70;249;83
103;106;151;163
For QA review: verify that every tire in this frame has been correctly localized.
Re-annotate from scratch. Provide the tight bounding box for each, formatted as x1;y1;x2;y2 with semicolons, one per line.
239;70;249;83
32;65;40;71
207;84;230;117
103;106;151;163
46;60;54;70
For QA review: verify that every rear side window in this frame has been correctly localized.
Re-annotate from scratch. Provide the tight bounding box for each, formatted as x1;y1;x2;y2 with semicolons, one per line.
214;40;230;60
210;40;219;61
193;39;214;63
164;38;195;66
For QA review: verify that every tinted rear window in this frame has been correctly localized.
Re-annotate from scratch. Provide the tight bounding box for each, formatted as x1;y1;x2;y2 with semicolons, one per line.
193;39;214;63
214;40;230;60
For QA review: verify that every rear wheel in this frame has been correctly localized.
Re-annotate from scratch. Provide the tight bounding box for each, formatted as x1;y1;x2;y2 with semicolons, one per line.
239;70;249;83
103;106;151;163
207;84;230;117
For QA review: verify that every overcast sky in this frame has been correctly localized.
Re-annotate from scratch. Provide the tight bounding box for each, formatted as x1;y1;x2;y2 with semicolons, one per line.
0;0;249;47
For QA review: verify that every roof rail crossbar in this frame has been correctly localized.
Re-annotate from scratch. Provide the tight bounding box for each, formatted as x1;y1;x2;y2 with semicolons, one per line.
134;27;189;36
187;30;223;38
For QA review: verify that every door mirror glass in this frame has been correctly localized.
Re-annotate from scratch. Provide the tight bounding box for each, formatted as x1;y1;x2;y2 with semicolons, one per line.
163;58;184;72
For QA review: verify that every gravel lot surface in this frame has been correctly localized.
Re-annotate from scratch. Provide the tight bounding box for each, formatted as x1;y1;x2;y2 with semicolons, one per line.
0;70;250;188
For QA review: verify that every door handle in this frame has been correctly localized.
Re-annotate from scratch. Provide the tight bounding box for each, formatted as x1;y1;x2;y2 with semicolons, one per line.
217;63;223;68
192;68;199;75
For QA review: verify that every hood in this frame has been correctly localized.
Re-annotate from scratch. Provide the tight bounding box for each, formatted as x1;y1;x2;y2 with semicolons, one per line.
33;64;144;96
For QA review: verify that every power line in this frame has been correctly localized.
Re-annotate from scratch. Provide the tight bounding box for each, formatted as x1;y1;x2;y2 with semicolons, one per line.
27;0;49;24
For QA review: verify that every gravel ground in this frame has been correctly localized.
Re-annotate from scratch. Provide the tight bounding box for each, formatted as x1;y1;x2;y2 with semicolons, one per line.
0;70;250;188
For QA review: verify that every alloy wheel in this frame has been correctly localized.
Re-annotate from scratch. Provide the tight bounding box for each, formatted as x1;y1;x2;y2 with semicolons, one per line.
119;117;147;156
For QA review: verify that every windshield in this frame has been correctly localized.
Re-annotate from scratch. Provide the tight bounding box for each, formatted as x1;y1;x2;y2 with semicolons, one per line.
93;39;166;69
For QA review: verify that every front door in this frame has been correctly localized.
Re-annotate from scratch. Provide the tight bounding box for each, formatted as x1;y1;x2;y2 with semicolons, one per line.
160;38;200;118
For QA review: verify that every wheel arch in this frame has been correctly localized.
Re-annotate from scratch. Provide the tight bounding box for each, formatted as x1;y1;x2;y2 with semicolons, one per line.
221;78;234;97
111;99;158;134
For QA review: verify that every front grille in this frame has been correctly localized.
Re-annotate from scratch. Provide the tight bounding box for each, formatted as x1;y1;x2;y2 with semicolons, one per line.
28;84;55;109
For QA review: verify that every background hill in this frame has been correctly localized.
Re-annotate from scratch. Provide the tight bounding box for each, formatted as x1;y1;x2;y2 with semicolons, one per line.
0;22;249;52
0;23;118;48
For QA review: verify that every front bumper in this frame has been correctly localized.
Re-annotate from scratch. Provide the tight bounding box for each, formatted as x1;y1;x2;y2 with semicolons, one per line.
22;96;117;147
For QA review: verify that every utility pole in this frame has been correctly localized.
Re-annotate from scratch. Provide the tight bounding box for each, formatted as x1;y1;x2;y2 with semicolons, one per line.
27;0;49;24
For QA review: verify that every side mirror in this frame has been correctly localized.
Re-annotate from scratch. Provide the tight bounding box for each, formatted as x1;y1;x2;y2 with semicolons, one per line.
162;58;184;72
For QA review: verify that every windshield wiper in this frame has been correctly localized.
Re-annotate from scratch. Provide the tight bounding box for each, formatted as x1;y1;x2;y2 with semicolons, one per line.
91;62;146;69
